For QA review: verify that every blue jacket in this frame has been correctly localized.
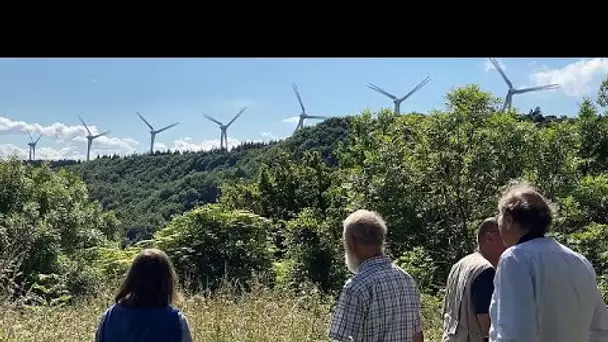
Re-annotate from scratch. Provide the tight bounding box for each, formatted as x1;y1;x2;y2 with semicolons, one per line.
96;303;186;342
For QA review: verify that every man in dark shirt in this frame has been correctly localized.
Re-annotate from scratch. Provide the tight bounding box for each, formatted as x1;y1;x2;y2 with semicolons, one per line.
442;217;506;342
470;268;496;342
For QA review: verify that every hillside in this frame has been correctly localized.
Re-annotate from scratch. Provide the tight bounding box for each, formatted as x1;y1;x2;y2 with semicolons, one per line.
52;117;350;242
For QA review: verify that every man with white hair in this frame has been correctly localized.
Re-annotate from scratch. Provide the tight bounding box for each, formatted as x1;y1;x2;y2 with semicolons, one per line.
329;209;424;342
490;182;608;342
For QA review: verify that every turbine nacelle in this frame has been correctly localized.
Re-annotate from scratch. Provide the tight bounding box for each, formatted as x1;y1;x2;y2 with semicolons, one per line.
136;112;179;154
291;82;329;132
79;115;110;161
367;76;431;115
489;57;560;111
202;106;248;150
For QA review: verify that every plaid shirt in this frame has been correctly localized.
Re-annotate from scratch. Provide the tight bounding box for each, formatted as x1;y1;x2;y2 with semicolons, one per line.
329;255;422;342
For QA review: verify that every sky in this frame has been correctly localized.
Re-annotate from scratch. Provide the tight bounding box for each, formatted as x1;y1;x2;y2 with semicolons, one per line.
0;57;607;161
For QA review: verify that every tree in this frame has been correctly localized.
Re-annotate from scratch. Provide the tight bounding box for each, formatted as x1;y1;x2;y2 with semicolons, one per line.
0;159;119;302
598;74;608;108
153;204;274;291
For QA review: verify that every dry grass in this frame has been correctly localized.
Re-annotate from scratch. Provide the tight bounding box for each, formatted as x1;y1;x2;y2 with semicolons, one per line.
0;285;443;342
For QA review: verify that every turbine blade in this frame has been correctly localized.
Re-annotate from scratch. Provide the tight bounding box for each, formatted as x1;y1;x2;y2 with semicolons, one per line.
35;134;42;144
203;113;223;126
400;76;431;101
226;106;247;127
305;115;329;119
489;58;513;89
136;112;154;130
515;84;560;94
78;115;92;135
93;130;111;138
367;83;397;100
292;83;306;114
156;122;179;133
26;130;34;141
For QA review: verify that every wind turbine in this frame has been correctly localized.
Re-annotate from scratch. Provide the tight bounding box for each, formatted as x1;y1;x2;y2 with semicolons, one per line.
26;131;42;161
202;106;247;151
291;82;329;132
488;57;560;112
136;112;179;154
367;76;431;115
78;115;111;162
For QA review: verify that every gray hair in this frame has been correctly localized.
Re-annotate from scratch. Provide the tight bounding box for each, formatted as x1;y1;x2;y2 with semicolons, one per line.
343;209;387;246
498;181;553;236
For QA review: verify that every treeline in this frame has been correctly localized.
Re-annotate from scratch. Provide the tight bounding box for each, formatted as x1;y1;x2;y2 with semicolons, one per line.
5;83;608;306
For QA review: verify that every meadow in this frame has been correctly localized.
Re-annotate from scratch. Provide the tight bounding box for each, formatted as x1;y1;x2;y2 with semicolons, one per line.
0;283;443;341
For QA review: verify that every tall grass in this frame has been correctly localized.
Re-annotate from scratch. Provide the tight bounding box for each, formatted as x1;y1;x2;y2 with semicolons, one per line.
0;283;443;342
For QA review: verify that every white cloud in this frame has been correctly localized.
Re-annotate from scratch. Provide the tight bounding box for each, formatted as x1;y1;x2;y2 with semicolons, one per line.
529;58;608;97
260;132;278;140
0;117;139;160
124;137;140;146
153;142;168;152
0;144;27;159
171;137;242;152
0;117;273;161
282;116;300;124
484;58;507;72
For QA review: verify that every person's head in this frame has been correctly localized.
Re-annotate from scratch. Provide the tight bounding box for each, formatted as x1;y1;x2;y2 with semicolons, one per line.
115;248;180;309
342;209;387;274
476;217;506;267
497;181;553;247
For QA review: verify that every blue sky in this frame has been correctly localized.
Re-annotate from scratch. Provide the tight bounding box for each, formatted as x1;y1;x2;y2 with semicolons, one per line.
0;57;607;160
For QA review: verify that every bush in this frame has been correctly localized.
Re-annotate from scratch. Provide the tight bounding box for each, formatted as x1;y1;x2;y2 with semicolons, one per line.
0;159;118;302
396;246;440;294
154;204;274;291
280;209;349;294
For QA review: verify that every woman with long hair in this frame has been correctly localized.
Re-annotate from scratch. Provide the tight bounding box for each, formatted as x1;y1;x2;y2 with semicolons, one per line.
95;248;192;342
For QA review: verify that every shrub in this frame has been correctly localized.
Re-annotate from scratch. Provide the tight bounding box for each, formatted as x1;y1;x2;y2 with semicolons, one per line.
154;204;274;291
281;209;348;294
396;246;439;294
0;159;118;302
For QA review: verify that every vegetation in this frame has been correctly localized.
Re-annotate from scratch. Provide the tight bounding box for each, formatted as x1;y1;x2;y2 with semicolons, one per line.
50;117;350;243
4;79;608;341
0;282;444;342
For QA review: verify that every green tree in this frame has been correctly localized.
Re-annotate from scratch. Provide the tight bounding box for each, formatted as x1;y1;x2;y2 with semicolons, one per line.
153;204;274;291
597;75;608;109
0;159;118;301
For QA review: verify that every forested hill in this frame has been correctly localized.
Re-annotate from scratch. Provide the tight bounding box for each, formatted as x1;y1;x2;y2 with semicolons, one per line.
49;117;350;242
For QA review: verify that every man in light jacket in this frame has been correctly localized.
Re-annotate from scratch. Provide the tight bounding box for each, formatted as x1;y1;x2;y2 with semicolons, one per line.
442;217;506;342
490;181;608;342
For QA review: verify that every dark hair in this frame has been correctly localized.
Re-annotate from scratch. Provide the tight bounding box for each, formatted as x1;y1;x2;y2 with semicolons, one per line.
476;217;499;245
115;248;180;309
498;182;552;237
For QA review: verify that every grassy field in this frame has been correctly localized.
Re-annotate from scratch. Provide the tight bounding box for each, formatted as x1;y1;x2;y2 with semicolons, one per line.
0;284;443;342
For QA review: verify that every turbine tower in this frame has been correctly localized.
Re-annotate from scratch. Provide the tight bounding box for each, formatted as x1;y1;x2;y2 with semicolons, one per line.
78;115;111;162
367;76;431;115
291;82;329;132
202;106;247;151
488;57;560;112
136;112;179;154
26;131;42;161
